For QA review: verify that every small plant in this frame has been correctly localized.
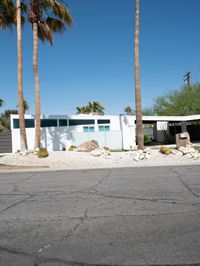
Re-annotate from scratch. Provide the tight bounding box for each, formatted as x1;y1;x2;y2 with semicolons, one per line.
37;148;49;158
144;135;152;145
62;147;66;151
194;146;200;153
160;146;172;155
103;146;110;151
68;145;77;151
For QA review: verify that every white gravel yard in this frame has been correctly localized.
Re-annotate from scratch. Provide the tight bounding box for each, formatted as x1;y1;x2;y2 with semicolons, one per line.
0;149;200;171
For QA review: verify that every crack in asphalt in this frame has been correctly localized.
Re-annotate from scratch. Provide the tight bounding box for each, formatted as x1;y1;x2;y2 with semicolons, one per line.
170;167;200;199
1;245;200;266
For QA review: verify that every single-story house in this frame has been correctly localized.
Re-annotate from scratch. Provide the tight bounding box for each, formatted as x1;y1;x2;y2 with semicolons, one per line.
7;114;200;152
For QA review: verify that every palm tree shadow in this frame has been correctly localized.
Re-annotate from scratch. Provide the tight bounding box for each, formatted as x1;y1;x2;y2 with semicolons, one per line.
41;126;75;151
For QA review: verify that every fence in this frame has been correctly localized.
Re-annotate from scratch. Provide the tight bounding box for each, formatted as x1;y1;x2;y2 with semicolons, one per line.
0;132;12;153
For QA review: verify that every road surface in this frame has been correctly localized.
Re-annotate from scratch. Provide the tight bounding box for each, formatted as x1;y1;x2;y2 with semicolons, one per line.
0;165;200;266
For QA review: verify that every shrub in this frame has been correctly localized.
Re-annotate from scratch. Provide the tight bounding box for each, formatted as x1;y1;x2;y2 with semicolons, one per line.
194;146;200;153
103;146;110;151
144;135;152;145
37;148;49;158
159;146;172;155
68;145;77;151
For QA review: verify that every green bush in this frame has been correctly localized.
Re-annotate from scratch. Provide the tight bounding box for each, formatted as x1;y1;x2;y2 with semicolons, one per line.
159;146;172;155
37;148;49;158
103;146;110;151
144;135;152;144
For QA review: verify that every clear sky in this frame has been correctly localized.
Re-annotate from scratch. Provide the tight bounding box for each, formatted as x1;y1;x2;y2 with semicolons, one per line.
1;0;200;115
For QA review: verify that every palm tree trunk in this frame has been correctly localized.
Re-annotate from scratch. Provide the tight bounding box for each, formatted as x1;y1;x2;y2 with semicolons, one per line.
134;0;144;150
16;0;27;151
32;22;41;149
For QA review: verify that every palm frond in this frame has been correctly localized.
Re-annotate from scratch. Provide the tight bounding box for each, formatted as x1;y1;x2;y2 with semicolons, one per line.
38;20;53;45
46;16;65;33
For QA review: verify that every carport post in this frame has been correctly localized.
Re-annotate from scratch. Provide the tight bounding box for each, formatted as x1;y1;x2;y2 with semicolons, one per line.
181;121;187;133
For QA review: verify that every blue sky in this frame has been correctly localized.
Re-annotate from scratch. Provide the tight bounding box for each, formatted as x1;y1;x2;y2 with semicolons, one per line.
1;0;200;115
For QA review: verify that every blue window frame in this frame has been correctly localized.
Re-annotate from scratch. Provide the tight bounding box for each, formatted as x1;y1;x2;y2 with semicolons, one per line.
83;126;95;132
98;125;110;132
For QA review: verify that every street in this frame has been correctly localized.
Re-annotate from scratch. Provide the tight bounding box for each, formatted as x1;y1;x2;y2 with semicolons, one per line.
0;165;200;266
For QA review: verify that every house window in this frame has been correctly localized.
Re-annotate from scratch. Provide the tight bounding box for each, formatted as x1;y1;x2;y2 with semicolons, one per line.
59;119;68;127
13;119;35;129
83;126;95;132
98;125;110;132
40;119;57;127
97;119;110;124
69;119;95;126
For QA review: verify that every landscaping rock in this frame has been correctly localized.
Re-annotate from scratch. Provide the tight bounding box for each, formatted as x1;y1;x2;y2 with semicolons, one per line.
132;149;151;161
90;148;110;157
77;140;99;152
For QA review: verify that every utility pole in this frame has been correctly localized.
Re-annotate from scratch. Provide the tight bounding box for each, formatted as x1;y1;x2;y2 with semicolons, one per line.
184;72;191;86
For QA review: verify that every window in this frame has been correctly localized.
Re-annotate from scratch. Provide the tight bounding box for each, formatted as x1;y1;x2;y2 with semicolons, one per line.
69;119;95;126
98;125;110;132
83;126;95;132
13;119;35;129
40;119;57;127
97;119;110;124
59;119;68;127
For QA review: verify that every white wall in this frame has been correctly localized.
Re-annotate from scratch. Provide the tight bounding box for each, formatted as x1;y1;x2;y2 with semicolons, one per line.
10;114;126;152
120;115;136;150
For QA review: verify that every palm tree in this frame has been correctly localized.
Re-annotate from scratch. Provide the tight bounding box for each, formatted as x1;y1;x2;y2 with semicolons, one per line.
76;101;105;115
134;0;144;150
16;0;28;150
0;99;3;107
124;106;133;115
17;99;30;113
0;0;15;29
28;0;73;149
0;0;27;150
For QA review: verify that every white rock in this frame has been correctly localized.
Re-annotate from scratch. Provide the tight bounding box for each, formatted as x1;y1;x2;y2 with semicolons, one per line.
143;147;151;153
185;153;193;159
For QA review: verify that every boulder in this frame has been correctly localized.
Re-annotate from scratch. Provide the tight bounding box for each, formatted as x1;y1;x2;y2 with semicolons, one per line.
77;140;99;152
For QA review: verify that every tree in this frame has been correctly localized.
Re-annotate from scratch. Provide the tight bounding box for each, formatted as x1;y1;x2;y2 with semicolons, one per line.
16;0;28;150
28;0;73;149
134;0;144;150
152;83;200;116
142;107;156;116
0;109;18;131
17;99;30;113
124;106;133;115
0;99;3;107
76;101;105;115
0;0;27;149
0;0;15;29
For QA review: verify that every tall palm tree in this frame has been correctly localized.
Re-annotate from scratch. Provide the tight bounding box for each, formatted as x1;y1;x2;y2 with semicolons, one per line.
16;0;28;150
0;0;27;149
134;0;144;150
28;0;73;149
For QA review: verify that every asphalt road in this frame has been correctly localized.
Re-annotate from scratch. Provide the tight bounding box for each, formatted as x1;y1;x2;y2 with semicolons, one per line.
0;165;200;266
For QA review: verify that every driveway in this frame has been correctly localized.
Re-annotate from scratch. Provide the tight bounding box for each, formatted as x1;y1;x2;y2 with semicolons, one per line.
0;165;200;266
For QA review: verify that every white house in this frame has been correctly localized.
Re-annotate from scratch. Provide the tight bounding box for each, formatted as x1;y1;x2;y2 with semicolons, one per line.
10;114;200;152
